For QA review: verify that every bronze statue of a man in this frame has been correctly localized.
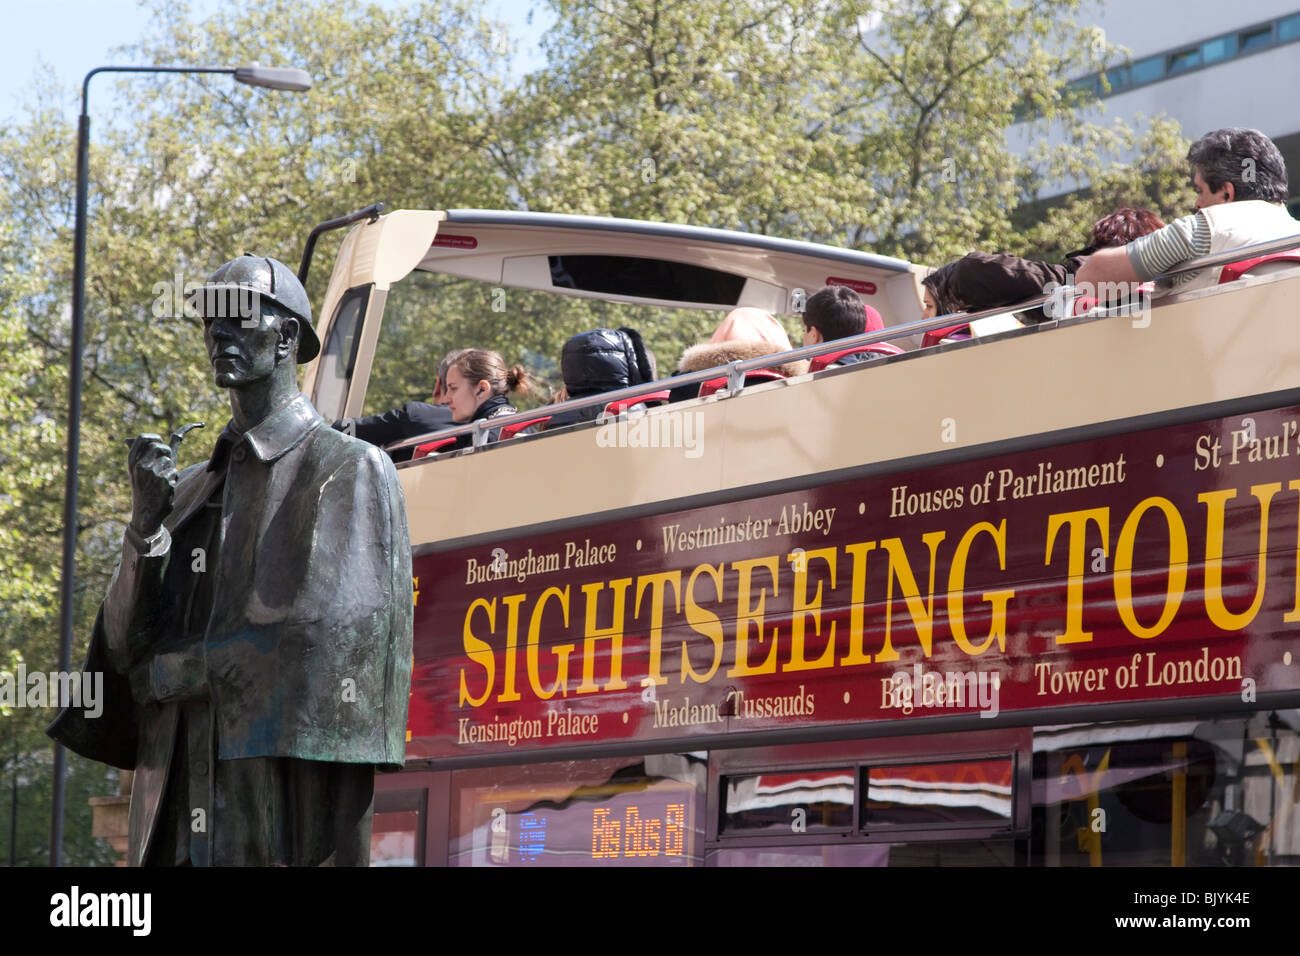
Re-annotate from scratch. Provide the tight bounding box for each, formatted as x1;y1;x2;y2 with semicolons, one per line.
49;256;413;866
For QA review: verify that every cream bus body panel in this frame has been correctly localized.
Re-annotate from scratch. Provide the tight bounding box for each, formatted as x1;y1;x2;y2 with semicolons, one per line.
398;270;1300;548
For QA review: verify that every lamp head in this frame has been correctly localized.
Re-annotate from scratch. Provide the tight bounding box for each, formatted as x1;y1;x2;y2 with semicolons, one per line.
233;67;312;92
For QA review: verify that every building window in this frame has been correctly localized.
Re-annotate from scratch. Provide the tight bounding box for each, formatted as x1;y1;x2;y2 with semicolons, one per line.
1066;76;1099;98
1053;11;1300;106
1200;36;1236;64
1239;25;1273;53
1167;48;1201;73
1129;55;1165;86
1101;66;1129;93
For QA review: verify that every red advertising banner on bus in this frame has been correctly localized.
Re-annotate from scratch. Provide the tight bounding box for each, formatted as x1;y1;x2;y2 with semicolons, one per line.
407;403;1300;758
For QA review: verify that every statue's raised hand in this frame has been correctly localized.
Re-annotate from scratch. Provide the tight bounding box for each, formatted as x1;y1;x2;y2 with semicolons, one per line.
125;434;179;538
124;423;204;538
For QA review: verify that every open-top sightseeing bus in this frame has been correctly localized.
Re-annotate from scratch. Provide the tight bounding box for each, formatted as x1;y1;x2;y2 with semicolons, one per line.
304;207;1300;867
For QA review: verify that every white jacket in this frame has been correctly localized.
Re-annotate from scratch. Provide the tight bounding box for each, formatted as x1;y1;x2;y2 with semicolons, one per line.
1170;200;1300;295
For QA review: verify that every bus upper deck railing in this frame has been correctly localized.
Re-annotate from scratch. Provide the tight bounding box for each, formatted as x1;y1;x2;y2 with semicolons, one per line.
385;231;1300;456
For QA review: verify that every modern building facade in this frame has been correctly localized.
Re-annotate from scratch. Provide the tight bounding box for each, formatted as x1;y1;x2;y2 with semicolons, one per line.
1017;1;1300;210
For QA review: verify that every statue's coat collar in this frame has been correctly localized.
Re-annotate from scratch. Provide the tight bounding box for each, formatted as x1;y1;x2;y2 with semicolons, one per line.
208;393;322;471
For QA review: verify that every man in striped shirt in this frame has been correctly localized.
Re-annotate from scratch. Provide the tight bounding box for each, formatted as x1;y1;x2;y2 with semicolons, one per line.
1078;128;1298;298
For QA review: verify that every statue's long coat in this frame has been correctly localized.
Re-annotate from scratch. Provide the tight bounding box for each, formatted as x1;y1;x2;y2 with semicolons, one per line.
48;394;413;865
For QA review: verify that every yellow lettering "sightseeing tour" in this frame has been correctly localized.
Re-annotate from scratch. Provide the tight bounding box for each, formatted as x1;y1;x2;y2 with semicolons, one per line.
458;481;1295;708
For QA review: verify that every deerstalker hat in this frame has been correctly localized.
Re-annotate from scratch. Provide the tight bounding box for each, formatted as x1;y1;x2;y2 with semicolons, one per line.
188;255;320;363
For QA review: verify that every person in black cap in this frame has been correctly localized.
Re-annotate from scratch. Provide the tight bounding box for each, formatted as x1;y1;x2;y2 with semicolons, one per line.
48;255;413;867
541;327;655;430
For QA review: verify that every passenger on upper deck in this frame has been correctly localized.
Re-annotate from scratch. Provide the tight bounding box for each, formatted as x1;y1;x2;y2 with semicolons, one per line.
920;262;967;320
443;348;536;449
942;208;1164;319
1078;128;1299;297
332;347;465;462
541;328;656;430
670;307;808;401
801;285;884;366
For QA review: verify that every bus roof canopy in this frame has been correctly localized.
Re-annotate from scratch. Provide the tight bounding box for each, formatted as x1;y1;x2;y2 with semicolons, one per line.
411;208;919;314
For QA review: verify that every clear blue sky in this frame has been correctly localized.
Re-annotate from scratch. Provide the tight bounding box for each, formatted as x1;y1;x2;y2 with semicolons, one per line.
1;0;553;121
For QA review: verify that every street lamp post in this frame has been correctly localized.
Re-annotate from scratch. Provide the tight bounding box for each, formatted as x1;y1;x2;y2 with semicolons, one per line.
51;63;311;867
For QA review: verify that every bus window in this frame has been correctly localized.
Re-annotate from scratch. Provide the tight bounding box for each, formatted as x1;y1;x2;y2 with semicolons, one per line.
367;785;429;866
1031;713;1299;866
864;757;1014;829
448;753;707;867
313;285;369;421
721;769;855;835
548;255;747;306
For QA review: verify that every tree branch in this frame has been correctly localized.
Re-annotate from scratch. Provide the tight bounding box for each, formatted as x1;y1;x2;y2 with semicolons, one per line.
25;326;153;413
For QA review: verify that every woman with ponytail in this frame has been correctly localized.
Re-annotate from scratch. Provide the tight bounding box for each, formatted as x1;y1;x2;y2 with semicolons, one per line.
443;349;536;448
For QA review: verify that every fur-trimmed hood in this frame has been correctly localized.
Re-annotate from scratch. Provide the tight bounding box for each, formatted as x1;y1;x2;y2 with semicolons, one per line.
676;339;809;378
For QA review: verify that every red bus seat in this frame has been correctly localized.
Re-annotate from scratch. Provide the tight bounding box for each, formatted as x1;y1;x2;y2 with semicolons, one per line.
1218;249;1300;284
808;343;903;372
603;390;671;415
698;369;787;397
1070;279;1154;316
412;436;457;459
921;323;971;347
500;416;551;439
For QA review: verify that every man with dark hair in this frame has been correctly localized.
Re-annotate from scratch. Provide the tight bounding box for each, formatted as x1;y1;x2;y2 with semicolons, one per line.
801;285;884;365
333;348;465;462
1079;128;1298;297
49;255;413;866
1187;128;1289;205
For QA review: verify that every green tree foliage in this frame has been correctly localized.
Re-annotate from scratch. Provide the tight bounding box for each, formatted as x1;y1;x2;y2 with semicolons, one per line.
836;0;1110;261
1;0;517;865
0;0;1192;863
1016;116;1195;262
508;0;1185;264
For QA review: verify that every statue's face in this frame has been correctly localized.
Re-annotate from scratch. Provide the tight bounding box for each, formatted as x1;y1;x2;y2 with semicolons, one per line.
202;294;294;389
